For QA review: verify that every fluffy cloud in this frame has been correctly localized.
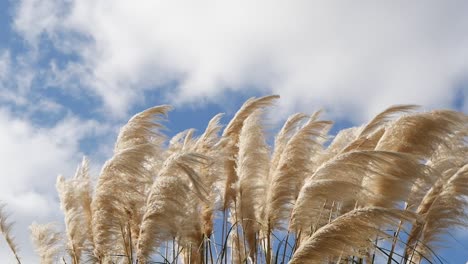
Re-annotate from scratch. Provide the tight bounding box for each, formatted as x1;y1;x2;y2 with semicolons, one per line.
0;108;111;262
12;0;468;120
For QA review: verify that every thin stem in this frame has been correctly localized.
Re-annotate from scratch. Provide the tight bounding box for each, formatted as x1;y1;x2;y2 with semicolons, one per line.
172;237;176;264
274;238;284;264
387;220;404;264
165;241;169;264
281;230;290;264
233;199;242;264
217;220;239;264
128;222;134;264
266;222;271;264
291;230;301;257
372;236;378;264
208;236;214;264
220;210;227;264
205;237;209;264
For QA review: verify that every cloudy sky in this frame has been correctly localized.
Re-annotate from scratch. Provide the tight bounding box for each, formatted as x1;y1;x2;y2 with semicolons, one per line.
0;0;467;262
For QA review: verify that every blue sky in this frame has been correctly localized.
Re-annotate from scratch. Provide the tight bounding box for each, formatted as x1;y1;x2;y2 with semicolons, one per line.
0;0;467;262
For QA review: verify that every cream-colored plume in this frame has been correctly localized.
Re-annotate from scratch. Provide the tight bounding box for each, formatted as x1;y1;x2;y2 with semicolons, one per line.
235;110;270;260
136;152;210;263
29;222;63;264
56;157;93;263
405;164;468;263
289;207;414;264
0;203;21;263
264;114;332;230
376;110;466;157
221;95;279;209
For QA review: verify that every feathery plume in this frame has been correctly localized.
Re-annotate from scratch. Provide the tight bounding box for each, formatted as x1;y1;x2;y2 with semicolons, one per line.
289;207;415;264
194;113;224;152
405;164;468;263
262;113;331;264
114;105;171;152
264;115;332;229
290;179;365;233
91;143;158;260
221;95;279;209
358;104;419;138
0;203;21;263
29;222;63;264
194;114;225;237
92;105;170;260
56;157;94;263
230;232;247;264
136;152;210;263
340;105;418;153
291;150;427;232
270;113;309;174
341;127;385;153
235;110;270;260
375;110;467;157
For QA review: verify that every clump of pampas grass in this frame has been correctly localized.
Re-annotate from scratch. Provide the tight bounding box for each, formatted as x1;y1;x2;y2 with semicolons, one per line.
1;96;467;264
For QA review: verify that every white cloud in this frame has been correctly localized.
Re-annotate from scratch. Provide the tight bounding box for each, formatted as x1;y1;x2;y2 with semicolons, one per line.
12;0;468;120
0;108;112;262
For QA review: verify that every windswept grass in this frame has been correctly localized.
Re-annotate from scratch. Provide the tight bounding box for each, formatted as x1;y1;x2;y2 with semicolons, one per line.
1;95;467;264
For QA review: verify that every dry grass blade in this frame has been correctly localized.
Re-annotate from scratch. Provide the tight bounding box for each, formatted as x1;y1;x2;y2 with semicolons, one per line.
29;222;62;264
0;203;21;263
289;207;415;264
